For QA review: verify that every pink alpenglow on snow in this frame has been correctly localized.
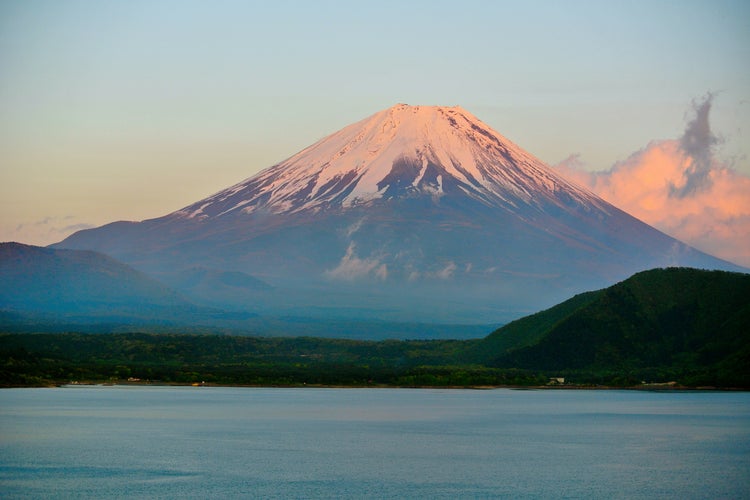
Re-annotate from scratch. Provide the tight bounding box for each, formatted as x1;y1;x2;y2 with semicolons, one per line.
176;104;604;219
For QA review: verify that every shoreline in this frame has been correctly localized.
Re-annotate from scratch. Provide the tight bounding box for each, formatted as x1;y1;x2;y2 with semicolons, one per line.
3;380;746;392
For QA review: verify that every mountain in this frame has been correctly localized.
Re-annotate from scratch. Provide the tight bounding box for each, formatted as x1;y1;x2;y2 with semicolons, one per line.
475;267;750;386
54;104;744;324
0;242;199;325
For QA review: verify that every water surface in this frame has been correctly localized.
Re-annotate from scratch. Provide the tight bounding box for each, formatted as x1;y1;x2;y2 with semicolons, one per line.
1;386;748;498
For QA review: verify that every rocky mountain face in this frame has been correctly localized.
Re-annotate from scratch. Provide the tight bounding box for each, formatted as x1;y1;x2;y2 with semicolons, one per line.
54;105;744;323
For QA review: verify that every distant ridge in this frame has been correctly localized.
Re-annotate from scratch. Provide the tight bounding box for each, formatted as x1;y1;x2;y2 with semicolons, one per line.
0;242;197;322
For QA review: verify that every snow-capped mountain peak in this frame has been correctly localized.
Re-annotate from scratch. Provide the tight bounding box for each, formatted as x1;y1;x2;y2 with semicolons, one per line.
177;104;605;219
56;104;744;325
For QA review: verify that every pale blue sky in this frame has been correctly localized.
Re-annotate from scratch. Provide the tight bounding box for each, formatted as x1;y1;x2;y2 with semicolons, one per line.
1;0;749;245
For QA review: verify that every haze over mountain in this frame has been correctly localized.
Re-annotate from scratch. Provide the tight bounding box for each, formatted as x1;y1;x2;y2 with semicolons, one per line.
0;242;197;324
0;242;488;340
55;104;743;324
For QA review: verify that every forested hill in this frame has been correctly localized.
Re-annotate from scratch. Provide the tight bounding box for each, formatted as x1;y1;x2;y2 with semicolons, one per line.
476;268;750;386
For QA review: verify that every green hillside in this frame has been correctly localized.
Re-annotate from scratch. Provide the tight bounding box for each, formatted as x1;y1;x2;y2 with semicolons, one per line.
470;290;600;362
480;268;750;386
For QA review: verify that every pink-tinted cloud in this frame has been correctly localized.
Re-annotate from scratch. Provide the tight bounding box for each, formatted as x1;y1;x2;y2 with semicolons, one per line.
555;96;750;268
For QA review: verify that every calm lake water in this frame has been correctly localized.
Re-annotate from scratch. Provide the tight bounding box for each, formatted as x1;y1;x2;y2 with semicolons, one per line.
1;386;748;499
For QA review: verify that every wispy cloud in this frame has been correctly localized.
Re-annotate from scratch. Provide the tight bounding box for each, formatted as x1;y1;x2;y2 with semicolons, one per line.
325;242;388;281
435;261;457;279
554;95;750;268
4;216;95;246
671;94;720;198
344;217;366;238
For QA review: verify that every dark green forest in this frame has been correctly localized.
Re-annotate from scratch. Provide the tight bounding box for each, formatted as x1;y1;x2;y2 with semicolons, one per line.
2;268;749;388
476;267;750;387
0;332;545;388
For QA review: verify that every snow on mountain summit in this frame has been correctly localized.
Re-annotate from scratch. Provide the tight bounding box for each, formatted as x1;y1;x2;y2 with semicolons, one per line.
177;104;606;219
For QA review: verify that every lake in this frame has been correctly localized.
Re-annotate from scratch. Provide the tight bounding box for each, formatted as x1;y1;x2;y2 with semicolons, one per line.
1;386;748;499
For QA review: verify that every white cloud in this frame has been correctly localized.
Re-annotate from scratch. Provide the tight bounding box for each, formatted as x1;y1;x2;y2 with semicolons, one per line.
325;242;387;281
436;261;457;279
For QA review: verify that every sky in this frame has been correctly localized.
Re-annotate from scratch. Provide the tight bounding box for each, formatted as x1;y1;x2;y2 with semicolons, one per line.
1;0;749;265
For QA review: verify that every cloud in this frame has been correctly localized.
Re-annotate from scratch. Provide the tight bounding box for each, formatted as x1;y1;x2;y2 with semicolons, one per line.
671;93;720;198
62;223;96;233
343;217;366;238
325;242;387;281
554;95;750;268
4;216;95;246
436;261;457;279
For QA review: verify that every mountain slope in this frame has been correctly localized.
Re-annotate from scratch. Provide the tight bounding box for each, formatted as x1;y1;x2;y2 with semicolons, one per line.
476;267;750;385
0;242;196;321
54;105;745;324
